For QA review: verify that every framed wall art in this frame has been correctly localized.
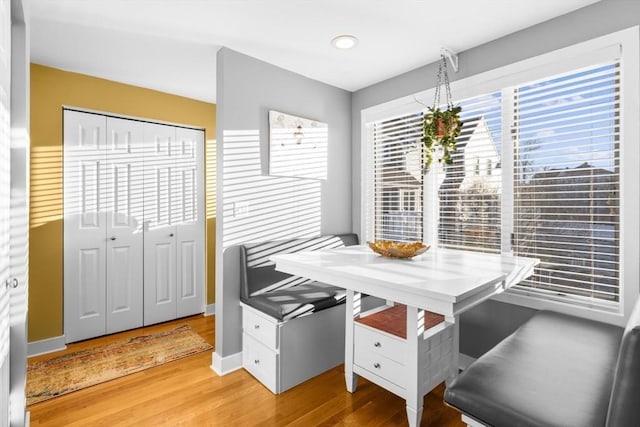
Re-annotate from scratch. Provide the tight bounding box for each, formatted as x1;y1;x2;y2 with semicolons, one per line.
268;110;328;179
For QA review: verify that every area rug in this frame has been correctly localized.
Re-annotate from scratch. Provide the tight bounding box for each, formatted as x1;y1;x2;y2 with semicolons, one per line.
26;325;213;405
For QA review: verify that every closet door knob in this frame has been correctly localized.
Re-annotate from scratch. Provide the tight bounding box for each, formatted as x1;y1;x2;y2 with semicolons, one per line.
169;233;174;237
110;236;116;241
5;278;18;289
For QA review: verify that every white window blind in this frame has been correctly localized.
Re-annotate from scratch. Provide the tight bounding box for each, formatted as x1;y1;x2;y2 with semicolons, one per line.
372;114;423;242
512;62;621;305
438;92;503;253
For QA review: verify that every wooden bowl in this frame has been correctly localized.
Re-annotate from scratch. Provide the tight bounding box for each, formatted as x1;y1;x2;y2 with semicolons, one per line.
367;241;430;259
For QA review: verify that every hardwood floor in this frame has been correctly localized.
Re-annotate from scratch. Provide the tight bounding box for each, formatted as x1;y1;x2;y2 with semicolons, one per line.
27;315;464;426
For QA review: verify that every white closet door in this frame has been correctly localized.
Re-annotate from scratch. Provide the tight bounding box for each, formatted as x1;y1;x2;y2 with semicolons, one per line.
143;123;177;325
63;110;107;343
105;117;144;334
175;127;204;317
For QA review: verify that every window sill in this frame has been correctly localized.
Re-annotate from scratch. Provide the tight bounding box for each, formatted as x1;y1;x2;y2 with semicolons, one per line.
492;287;627;327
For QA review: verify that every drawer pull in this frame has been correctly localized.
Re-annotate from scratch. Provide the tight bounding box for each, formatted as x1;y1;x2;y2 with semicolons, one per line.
374;341;381;348
373;362;381;369
254;324;260;329
254;359;260;365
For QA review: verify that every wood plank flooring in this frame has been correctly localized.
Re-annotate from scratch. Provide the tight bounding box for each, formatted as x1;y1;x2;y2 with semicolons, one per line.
27;315;464;426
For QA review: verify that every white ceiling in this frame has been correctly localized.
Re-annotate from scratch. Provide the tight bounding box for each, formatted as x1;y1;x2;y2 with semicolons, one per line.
29;0;600;104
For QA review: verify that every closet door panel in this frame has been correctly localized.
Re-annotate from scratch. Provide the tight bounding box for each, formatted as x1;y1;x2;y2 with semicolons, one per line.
175;128;204;317
105;117;144;334
143;123;177;325
150;241;174;302
63;110;107;343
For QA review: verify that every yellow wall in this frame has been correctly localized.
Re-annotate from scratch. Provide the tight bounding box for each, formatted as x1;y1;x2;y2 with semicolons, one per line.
29;63;216;342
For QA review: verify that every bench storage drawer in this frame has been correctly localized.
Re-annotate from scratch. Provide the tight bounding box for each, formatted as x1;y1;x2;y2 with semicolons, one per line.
242;306;279;349
242;332;278;393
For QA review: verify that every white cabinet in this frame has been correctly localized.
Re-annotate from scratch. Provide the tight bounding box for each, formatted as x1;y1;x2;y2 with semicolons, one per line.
352;304;455;400
240;301;346;394
241;307;280;392
64;110;204;343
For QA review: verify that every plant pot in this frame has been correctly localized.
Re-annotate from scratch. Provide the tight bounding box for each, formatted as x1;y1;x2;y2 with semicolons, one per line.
436;117;459;138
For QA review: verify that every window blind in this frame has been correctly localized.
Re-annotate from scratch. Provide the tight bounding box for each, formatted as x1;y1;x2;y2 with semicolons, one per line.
512;62;621;305
372;113;424;242
438;92;502;253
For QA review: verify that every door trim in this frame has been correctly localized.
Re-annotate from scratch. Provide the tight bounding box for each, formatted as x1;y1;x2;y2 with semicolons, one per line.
63;106;205;132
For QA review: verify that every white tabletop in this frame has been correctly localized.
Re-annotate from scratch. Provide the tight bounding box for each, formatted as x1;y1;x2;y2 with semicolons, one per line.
272;245;538;317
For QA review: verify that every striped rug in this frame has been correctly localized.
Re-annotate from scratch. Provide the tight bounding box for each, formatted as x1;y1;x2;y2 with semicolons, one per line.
26;325;212;405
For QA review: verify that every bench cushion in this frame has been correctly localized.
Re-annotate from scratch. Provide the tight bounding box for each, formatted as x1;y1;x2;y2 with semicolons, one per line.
239;234;358;321
606;298;640;427
242;282;346;321
444;310;624;427
240;234;358;300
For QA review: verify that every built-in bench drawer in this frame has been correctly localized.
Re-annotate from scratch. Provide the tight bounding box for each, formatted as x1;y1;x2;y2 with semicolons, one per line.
242;306;279;349
242;332;278;393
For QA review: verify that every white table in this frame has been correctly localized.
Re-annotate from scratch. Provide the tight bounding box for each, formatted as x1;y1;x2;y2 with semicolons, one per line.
272;245;538;427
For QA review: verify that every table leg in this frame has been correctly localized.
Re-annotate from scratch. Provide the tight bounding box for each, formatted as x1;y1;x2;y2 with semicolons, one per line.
446;315;460;387
345;290;359;392
405;305;423;427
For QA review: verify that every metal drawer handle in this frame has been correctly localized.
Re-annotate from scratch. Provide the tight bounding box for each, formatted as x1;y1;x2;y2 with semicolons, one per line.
373;363;381;369
254;359;260;365
5;278;18;289
254;324;260;329
374;342;381;348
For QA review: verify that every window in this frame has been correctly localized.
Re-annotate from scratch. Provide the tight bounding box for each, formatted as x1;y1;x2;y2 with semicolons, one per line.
401;188;420;212
371;114;423;242
363;28;638;316
512;63;620;307
437;92;503;254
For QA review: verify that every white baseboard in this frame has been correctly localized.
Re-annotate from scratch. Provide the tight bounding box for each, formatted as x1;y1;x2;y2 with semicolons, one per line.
28;335;66;357
211;351;242;376
462;414;488;427
204;303;216;316
458;353;476;370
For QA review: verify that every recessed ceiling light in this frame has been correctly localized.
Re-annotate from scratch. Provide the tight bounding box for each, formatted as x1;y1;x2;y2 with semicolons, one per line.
331;35;358;50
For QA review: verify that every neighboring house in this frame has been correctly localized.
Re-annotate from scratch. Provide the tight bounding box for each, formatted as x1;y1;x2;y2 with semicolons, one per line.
375;115;502;244
515;162;619;300
439;116;501;251
374;115;423;241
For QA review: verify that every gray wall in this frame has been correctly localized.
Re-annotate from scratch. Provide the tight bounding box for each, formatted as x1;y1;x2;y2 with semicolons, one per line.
215;48;352;359
351;0;640;358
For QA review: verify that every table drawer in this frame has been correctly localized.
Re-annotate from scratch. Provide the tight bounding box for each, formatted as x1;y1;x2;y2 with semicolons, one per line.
354;348;406;389
242;333;278;393
354;323;406;364
243;306;279;349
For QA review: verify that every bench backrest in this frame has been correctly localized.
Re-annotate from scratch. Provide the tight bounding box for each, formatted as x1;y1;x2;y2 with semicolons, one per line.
606;296;640;427
239;234;358;302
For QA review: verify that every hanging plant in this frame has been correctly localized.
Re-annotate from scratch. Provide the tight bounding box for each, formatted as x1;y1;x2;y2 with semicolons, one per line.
422;53;463;173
